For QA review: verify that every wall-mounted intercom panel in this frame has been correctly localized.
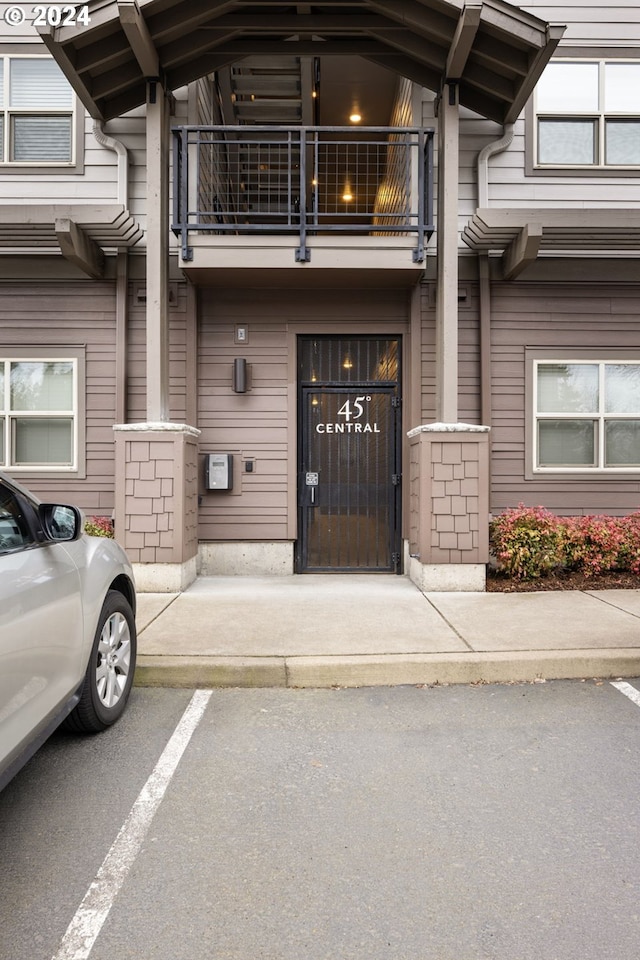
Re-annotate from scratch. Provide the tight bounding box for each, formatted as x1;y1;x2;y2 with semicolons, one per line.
205;453;233;491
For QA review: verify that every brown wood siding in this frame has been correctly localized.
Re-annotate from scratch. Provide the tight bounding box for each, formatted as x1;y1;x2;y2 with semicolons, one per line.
418;283;482;426
0;281;117;513
490;282;640;516
125;281;190;425
197;287;409;542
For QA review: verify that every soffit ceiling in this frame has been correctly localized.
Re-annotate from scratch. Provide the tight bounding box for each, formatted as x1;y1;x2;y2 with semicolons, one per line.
39;0;564;124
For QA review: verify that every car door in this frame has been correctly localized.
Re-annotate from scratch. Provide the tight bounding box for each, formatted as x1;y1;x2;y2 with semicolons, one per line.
0;480;84;767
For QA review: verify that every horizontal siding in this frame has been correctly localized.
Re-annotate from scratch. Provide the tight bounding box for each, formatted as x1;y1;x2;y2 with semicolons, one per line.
125;281;190;425
418;285;482;426
479;1;640;212
0;281;118;513
0;94;189;248
523;3;640;45
5;4;638;224
490;282;640;516
197;287;408;542
419;2;640;227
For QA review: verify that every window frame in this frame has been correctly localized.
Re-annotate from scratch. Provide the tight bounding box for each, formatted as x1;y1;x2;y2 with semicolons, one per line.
526;48;640;178
0;347;86;477
0;48;84;174
526;349;640;478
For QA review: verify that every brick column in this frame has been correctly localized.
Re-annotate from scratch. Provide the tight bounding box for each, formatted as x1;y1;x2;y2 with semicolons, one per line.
114;423;200;592
407;423;490;591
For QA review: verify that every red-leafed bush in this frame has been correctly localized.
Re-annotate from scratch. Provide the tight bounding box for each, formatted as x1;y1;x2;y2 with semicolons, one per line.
561;514;626;577
489;504;564;580
490;504;640;581
84;515;114;539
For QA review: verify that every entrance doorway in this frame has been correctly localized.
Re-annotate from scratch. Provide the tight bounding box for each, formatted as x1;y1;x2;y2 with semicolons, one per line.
296;336;402;572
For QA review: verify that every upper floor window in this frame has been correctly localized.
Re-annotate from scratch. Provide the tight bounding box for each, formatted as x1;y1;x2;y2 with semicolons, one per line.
534;361;640;472
534;60;640;168
0;359;78;470
0;56;74;164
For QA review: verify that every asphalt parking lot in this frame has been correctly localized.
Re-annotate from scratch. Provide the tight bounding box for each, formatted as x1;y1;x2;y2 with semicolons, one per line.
2;680;640;960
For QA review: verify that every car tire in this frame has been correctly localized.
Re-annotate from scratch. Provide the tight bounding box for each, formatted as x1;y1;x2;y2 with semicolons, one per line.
64;590;137;734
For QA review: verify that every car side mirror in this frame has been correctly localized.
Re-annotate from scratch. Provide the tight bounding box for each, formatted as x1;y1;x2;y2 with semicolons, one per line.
38;504;83;542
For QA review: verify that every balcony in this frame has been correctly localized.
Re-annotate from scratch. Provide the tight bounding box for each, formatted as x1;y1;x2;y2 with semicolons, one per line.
172;125;434;285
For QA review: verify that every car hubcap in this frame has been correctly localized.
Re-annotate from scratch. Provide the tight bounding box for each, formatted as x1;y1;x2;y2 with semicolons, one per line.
96;612;132;708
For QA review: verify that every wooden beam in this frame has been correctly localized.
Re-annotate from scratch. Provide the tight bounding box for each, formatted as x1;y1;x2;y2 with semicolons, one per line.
367;0;455;46
366;28;447;71
118;0;160;77
38;26;104;120
504;24;565;124
197;13;404;32
145;79;171;421
502;223;543;280
435;81;460;424
446;4;482;79
55;219;105;278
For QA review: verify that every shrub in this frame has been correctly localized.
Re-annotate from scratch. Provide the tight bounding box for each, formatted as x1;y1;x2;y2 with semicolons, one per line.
490;505;640;581
84;515;114;538
561;514;626;577
617;513;640;575
489;504;564;580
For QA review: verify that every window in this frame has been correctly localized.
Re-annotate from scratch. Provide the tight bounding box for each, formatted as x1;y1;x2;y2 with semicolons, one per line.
0;359;78;470
0;56;74;164
0;482;34;553
534;60;640;168
534;361;640;471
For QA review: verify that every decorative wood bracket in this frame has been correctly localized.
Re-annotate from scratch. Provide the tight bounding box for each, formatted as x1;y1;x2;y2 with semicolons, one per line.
55;218;105;278
502;222;542;280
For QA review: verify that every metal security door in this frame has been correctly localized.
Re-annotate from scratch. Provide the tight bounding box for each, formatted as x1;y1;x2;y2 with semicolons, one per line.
297;337;402;572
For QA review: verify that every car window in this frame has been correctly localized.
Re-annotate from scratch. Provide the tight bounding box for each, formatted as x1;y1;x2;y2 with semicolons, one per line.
0;483;34;553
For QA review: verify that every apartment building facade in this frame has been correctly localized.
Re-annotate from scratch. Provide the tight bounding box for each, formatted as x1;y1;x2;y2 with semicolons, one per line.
1;0;639;592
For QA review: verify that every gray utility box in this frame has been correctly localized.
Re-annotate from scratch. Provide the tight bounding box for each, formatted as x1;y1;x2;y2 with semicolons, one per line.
205;453;233;490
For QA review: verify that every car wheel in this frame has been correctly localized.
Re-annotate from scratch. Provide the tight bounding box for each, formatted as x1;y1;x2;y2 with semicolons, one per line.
64;590;137;734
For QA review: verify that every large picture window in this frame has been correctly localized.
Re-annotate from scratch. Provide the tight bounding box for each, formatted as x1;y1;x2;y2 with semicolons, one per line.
0;359;78;470
534;361;640;471
0;56;74;164
534;60;640;168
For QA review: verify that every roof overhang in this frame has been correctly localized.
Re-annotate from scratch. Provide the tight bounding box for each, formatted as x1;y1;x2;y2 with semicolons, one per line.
463;208;640;279
0;204;143;277
38;0;564;124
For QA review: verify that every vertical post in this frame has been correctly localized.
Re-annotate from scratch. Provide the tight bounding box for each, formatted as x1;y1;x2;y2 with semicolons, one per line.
413;130;425;262
435;81;460;424
296;128;310;262
479;253;492;427
146;79;170;422
115;251;128;424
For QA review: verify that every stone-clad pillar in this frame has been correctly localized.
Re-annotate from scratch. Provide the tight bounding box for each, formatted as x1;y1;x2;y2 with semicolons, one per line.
407;423;490;591
114;422;200;592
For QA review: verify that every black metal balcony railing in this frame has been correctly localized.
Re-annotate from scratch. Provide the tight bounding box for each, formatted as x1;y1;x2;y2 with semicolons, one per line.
172;126;434;264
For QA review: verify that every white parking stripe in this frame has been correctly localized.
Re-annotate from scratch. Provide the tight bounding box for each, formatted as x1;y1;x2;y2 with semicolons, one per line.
611;680;640;707
51;689;213;960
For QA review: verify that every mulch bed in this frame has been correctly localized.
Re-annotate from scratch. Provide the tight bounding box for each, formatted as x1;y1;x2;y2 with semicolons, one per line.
487;568;640;593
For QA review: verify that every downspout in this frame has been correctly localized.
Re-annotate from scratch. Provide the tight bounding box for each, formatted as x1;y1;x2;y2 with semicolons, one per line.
477;124;514;209
476;124;514;427
93;121;131;423
93;120;130;205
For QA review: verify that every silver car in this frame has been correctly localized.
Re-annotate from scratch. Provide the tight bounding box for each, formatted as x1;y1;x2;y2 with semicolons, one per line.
0;471;137;789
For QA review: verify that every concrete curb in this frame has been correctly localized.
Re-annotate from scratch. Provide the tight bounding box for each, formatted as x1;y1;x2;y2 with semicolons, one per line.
135;649;640;689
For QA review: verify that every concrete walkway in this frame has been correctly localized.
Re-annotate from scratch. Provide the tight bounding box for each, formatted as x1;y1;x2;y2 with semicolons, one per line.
134;575;640;688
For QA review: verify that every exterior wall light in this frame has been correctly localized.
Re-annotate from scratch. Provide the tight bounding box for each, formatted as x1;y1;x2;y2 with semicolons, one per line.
233;358;248;393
